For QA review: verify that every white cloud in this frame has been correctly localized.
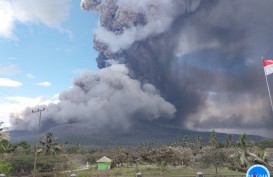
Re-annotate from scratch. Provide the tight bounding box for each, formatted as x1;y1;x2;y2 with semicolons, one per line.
0;78;22;87
0;64;21;76
0;0;71;38
6;96;57;106
37;82;52;86
26;73;35;79
0;95;59;127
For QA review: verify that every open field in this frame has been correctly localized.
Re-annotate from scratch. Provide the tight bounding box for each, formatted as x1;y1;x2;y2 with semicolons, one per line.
67;166;245;177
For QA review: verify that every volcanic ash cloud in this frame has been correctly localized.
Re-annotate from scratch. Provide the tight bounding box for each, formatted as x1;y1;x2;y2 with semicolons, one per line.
10;64;176;131
80;0;273;137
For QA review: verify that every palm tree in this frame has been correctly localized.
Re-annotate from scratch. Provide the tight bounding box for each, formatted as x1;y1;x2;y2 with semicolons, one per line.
237;134;267;168
225;134;233;148
195;135;202;149
182;135;190;147
209;130;218;148
39;132;62;156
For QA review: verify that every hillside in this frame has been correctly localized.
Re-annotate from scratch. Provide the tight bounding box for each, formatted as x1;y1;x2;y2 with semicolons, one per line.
8;121;264;147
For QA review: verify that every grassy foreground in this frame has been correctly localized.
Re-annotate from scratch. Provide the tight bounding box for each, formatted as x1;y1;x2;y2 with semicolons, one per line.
69;166;245;177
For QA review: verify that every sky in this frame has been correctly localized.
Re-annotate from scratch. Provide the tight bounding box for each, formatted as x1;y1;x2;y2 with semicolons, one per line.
0;0;98;126
1;0;273;138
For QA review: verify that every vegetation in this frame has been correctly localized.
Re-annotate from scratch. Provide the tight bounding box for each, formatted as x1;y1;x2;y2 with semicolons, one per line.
0;122;9;141
201;147;228;174
38;132;62;156
0;130;272;176
0;160;12;175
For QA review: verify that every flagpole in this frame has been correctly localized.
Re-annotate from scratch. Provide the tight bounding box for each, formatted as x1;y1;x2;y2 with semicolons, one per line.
262;56;273;113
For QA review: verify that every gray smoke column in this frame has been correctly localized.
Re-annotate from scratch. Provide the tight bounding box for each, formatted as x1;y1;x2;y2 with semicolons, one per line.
80;0;273;137
10;64;176;131
10;0;273;137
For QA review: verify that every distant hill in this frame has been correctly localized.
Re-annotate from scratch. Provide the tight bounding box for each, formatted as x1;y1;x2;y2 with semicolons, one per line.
8;121;264;147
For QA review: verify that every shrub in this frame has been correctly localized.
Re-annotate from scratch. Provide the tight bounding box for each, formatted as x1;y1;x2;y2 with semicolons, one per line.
8;155;33;175
8;154;68;176
0;160;12;175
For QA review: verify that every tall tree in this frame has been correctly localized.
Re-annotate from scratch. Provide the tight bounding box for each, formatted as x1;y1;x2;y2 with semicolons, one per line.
201;147;228;174
237;134;267;168
225;134;233;148
209;130;218;148
39;132;62;156
195;135;202;149
182;135;190;148
14;141;31;154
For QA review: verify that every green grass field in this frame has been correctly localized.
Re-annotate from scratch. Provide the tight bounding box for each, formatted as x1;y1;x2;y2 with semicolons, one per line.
71;166;245;177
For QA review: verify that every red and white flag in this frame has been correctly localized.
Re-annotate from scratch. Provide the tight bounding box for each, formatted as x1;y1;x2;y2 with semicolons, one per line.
263;59;273;76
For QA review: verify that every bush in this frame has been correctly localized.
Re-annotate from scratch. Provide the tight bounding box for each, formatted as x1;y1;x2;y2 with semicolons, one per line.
0;160;12;175
40;155;68;172
8;155;33;175
8;154;68;176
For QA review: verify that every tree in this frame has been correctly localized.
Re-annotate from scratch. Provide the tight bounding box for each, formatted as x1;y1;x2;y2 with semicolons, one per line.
171;147;193;166
67;142;80;154
182;135;190;147
0;140;15;154
39;132;62;156
237;134;267;168
201;147;228;174
256;138;273;149
114;147;127;167
146;146;175;172
195;135;202;149
0;122;9;141
14;141;32;154
225;134;233;148
209;130;219;148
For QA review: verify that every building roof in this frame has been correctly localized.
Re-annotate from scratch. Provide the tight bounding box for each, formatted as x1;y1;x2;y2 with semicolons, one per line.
96;156;112;163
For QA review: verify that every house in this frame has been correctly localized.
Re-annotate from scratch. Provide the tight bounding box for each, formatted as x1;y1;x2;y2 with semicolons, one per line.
96;156;112;170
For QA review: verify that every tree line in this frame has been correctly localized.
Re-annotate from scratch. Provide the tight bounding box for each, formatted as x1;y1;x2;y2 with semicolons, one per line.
0;122;273;176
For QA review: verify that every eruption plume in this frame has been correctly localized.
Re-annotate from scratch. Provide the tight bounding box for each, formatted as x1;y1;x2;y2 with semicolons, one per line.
11;0;273;137
10;64;175;131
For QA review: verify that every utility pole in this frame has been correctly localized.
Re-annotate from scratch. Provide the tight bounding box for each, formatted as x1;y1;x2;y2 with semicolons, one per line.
32;108;45;177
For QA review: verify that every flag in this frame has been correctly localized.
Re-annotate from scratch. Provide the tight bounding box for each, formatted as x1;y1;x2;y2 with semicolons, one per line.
263;59;273;76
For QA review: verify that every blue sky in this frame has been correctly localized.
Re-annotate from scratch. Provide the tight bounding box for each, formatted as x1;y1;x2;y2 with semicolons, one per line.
0;0;98;126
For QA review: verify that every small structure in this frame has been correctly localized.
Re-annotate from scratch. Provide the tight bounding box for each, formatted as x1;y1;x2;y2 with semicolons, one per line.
96;156;112;170
196;172;203;177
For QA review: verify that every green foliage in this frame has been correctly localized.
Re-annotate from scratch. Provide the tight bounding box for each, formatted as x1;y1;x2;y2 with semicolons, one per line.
201;147;228;174
8;154;68;175
67;142;80;154
39;132;62;156
0;122;9;141
114;147;127;166
8;155;33;175
237;134;248;150
16;141;31;149
209;130;219;148
0;140;32;155
236;134;268;169
145;146;192;171
14;141;32;155
256;138;273;149
225;134;233;148
182;135;193;148
0;160;12;175
0;140;15;153
36;155;68;172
